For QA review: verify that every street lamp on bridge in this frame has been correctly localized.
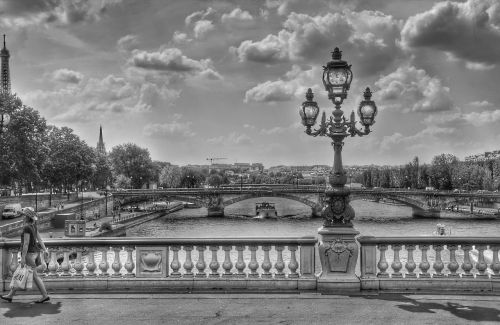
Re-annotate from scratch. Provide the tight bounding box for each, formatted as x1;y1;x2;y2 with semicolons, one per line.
298;47;378;286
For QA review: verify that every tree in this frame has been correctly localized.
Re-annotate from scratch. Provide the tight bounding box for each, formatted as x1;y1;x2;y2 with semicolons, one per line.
179;168;205;188
159;165;182;188
207;174;223;187
429;154;458;190
109;143;154;189
0;93;48;193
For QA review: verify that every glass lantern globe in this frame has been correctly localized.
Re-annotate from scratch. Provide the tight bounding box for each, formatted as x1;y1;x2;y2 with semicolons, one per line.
357;87;377;127
299;88;319;127
322;47;353;103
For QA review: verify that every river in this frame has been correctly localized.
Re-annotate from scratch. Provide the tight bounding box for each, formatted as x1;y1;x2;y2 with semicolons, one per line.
127;198;500;238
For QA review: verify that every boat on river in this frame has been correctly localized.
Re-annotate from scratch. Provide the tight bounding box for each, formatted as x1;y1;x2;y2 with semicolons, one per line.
254;202;278;219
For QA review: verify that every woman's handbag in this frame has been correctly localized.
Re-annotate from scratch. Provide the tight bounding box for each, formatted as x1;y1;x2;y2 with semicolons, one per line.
35;252;42;267
10;265;31;290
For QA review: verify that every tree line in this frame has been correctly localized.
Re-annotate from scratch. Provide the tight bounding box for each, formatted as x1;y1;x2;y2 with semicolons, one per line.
358;155;500;191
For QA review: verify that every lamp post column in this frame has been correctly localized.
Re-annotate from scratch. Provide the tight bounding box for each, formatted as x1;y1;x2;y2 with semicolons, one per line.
298;48;378;291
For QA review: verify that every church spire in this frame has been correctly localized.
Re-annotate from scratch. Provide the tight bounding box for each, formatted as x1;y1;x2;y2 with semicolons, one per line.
97;125;106;155
1;34;11;94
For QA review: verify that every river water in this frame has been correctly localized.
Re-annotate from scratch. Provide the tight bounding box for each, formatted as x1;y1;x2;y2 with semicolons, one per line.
127;198;500;238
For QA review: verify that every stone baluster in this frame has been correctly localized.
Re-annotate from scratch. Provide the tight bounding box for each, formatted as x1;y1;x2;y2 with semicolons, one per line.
274;245;285;278
170;246;181;278
8;248;19;276
491;245;500;278
235;245;246;277
248;245;259;278
288;245;299;278
86;249;97;277
73;249;84;277
222;245;233;278
99;247;110;276
261;245;272;278
47;249;59;277
461;245;473;277
418;244;430;278
123;247;135;277
36;251;48;275
475;245;488;278
391;244;403;278
183;245;194;278
432;244;444;277
111;246;122;277
209;245;220;278
405;244;417;278
447;245;459;277
377;244;389;278
60;248;71;276
195;245;206;278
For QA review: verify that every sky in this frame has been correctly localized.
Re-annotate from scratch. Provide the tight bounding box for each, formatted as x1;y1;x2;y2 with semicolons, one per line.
1;0;500;168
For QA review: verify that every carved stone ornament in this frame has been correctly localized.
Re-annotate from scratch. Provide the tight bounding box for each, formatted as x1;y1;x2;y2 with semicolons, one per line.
140;252;162;272
322;239;356;273
324;239;352;257
322;193;355;227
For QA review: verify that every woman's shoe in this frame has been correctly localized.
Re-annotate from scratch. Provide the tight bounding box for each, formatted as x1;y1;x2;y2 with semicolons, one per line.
0;295;13;303
34;296;50;304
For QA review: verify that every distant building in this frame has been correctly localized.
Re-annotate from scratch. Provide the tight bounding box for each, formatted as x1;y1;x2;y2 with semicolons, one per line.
1;34;11;94
96;125;106;155
465;150;500;162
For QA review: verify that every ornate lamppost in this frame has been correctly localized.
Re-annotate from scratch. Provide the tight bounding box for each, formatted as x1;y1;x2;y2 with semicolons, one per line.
299;47;377;289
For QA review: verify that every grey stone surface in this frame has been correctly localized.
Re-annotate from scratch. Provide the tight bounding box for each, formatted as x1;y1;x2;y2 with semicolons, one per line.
2;292;500;324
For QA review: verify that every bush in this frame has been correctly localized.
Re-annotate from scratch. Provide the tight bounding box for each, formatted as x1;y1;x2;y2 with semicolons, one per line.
99;221;112;232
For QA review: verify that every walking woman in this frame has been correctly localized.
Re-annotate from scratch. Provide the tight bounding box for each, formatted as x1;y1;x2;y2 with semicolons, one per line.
1;207;50;303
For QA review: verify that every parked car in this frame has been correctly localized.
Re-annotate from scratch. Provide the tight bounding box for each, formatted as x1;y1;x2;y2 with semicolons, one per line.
2;203;22;219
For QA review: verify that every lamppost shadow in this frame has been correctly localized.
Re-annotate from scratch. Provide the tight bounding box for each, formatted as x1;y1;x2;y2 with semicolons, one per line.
2;301;62;319
355;294;500;322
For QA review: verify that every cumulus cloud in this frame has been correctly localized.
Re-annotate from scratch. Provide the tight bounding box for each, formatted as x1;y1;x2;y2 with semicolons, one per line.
233;10;402;76
185;7;216;26
143;114;195;138
221;8;254;28
207;132;253;145
23;74;180;123
244;65;320;103
117;34;139;52
375;65;454;113
51;68;83;84
129;47;222;80
380;126;455;152
401;0;500;67
0;0;122;27
193;19;214;39
172;31;191;44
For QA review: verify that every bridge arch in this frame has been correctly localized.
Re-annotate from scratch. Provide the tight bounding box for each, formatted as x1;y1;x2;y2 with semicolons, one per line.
223;192;320;209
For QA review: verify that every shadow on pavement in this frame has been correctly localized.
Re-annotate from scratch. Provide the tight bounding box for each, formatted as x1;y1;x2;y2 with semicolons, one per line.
1;301;62;318
358;294;500;322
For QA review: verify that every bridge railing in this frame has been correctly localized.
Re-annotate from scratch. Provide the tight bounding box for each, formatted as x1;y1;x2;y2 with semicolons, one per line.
1;237;317;292
358;236;500;292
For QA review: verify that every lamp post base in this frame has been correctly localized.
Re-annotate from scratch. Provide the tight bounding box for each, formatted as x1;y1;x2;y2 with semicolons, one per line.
317;225;360;291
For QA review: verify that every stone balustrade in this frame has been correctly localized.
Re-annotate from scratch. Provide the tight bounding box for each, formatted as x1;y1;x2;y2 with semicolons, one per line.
358;236;500;292
1;237;317;292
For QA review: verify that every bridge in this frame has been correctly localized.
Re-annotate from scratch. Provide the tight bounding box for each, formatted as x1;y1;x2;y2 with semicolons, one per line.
111;187;500;218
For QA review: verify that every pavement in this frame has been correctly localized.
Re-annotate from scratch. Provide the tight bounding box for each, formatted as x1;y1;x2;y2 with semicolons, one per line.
1;292;500;324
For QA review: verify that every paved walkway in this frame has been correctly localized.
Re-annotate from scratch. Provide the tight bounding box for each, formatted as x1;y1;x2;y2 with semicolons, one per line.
1;292;500;324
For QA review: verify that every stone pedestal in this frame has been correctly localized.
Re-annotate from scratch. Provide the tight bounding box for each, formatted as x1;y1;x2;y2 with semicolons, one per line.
65;220;86;237
317;226;360;292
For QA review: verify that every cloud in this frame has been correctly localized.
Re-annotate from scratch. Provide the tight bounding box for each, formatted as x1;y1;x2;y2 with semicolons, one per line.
465;62;496;71
260;123;300;135
185;7;216;26
143;114;195;138
374;65;454;113
244;65;321;103
23;74;180;123
221;8;254;28
129;47;222;80
469;100;495;109
207;132;253;145
0;0;122;27
172;31;192;44
401;0;500;67
380;126;456;152
52;68;84;84
117;34;139;52
233;10;402;75
193;19;214;39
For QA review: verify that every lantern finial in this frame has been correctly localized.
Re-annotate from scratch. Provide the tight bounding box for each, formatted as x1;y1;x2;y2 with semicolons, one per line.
306;88;314;101
332;47;342;60
363;87;372;100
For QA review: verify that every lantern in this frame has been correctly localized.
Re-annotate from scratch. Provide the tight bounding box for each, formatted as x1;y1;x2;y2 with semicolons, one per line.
322;48;353;103
357;87;377;127
299;88;320;127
